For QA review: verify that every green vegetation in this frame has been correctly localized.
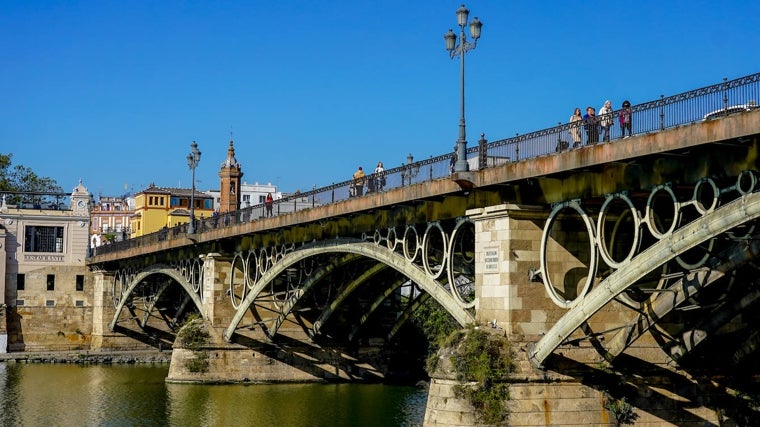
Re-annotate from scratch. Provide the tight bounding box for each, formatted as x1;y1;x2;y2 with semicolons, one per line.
0;153;62;204
411;298;460;375
449;326;513;425
411;300;513;423
177;315;209;350
176;315;210;373
184;352;209;373
603;392;638;426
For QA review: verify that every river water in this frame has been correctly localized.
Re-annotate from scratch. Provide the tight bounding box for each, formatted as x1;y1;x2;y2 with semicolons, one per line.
0;363;428;427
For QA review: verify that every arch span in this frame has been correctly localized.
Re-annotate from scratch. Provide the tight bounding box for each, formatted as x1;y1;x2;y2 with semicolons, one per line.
224;239;475;342
529;191;760;367
109;264;204;332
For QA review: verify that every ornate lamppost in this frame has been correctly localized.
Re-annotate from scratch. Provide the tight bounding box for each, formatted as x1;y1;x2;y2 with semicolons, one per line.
444;4;482;173
401;153;420;186
186;141;202;234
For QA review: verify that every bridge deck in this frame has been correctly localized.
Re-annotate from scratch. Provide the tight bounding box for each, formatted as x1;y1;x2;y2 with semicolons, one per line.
88;109;760;265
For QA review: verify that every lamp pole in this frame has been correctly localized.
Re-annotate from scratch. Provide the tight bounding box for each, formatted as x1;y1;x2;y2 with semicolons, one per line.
186;141;202;234
444;4;482;173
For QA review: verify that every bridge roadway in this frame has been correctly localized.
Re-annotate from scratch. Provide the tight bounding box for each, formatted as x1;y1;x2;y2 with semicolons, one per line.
88;79;760;424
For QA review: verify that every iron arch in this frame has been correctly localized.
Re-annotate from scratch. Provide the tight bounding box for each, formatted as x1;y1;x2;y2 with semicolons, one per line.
109;264;205;332
224;238;475;342
529;191;760;368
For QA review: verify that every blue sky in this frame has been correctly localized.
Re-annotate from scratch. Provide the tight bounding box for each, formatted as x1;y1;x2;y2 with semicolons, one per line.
2;1;759;198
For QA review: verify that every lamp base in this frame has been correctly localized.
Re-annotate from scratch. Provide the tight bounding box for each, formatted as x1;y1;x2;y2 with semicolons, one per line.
451;171;477;190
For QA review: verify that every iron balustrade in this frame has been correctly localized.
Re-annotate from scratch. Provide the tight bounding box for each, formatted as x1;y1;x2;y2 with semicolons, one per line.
89;72;760;257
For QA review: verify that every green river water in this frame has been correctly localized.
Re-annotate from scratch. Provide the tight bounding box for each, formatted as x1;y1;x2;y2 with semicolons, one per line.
0;363;427;427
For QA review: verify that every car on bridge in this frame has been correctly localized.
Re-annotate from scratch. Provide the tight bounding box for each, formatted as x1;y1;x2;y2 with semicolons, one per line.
703;101;758;120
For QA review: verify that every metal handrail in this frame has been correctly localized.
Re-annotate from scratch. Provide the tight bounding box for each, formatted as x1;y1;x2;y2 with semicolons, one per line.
90;72;760;257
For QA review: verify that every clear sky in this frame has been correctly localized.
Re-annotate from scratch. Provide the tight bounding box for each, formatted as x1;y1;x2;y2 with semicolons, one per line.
2;1;759;198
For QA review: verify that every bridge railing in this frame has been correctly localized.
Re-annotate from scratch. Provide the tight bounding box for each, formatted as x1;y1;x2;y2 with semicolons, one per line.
481;73;760;163
90;72;760;257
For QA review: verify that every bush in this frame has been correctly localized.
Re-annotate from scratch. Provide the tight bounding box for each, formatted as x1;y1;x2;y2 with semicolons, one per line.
176;316;210;373
449;326;513;425
176;316;209;351
603;393;638;426
185;351;209;373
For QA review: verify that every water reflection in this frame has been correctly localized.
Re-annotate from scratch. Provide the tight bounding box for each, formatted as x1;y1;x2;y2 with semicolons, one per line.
0;364;426;427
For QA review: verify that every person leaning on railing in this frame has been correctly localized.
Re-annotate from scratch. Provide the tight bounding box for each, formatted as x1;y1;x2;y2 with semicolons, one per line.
583;106;599;144
352;166;366;197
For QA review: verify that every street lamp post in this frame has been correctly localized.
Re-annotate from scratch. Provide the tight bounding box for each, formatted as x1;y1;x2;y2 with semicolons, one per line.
186;141;201;234
401;153;420;186
444;4;482;173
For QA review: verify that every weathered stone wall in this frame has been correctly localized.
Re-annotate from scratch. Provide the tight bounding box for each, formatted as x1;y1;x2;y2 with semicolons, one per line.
6;265;93;351
425;339;728;426
166;320;366;384
167;346;325;384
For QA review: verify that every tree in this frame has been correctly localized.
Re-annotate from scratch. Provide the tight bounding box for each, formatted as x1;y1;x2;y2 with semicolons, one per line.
0;153;63;205
0;153;13;191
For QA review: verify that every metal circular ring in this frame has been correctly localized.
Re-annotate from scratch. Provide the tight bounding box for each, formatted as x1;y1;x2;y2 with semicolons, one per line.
645;185;680;240
540;200;598;309
447;218;476;309
692;177;719;215
229;252;246;309
422;221;448;280
737;170;757;195
246;250;258;290
596;193;641;269
403;225;420;262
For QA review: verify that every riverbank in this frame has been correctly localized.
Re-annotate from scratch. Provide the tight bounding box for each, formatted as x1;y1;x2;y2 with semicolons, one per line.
0;349;172;364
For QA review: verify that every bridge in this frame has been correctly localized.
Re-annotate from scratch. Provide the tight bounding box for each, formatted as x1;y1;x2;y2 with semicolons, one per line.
88;73;760;425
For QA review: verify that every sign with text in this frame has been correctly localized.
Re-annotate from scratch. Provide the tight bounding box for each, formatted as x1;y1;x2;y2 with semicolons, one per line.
484;246;500;274
24;254;64;262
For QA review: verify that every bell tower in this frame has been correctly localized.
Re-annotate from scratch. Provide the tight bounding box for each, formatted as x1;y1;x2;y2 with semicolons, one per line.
218;139;243;214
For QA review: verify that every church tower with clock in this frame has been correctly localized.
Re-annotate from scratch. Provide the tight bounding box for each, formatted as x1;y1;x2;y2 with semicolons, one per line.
218;139;243;214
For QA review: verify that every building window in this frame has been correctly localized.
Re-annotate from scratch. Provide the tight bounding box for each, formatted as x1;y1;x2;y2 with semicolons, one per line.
171;197;180;207
24;226;64;253
76;275;84;292
15;300;24;307
243;195;250;202
46;274;55;291
46;300;55;307
259;195;266;203
75;300;84;307
17;274;25;291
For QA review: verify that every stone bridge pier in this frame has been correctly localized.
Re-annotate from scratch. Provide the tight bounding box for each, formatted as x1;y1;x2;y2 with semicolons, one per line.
164;252;386;383
426;182;760;425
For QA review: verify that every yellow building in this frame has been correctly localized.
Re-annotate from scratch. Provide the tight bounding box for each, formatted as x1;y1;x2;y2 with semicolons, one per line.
130;185;213;237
